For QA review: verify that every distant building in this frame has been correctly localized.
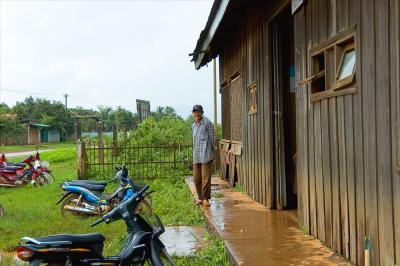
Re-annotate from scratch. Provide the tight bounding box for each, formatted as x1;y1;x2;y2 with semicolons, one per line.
136;99;150;123
27;122;60;144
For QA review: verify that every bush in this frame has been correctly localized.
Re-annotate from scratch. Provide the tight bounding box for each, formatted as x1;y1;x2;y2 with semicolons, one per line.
123;116;192;146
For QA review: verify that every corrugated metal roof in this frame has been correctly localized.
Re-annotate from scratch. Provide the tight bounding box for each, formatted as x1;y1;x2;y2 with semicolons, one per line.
191;0;230;70
30;123;51;128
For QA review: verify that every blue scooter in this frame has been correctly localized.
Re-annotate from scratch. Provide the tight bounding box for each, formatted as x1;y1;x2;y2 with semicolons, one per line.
56;166;141;217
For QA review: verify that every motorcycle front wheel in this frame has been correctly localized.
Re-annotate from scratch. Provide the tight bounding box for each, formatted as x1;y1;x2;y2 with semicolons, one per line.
160;248;176;266
42;172;55;185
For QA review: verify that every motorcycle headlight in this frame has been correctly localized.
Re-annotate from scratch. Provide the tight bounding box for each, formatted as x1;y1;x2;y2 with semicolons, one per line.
40;161;49;168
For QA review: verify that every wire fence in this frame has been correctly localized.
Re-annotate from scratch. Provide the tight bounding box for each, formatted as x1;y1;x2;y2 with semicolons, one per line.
81;139;193;179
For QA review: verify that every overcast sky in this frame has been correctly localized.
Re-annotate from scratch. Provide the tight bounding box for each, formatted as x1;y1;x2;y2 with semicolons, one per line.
0;0;220;120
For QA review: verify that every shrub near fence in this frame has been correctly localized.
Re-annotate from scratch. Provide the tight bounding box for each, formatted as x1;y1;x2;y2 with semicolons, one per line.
80;139;192;179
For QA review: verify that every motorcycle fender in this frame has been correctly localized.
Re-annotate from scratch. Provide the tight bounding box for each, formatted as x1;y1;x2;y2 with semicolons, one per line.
55;192;73;205
150;238;165;266
119;232;151;263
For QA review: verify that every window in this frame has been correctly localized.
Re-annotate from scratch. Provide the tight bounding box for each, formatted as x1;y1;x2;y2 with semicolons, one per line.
337;49;355;80
248;83;257;115
334;41;356;90
310;52;326;94
300;26;357;102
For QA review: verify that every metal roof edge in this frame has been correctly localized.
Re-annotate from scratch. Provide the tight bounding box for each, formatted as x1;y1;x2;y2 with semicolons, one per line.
194;0;230;70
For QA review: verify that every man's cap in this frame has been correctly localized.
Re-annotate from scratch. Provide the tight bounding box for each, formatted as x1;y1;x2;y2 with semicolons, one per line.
192;105;204;113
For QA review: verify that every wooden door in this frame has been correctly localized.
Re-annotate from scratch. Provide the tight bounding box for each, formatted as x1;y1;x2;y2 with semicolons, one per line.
272;22;287;210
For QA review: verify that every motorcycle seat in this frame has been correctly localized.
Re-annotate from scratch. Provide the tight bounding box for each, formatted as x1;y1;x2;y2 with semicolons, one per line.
67;182;106;192
68;180;108;186
35;233;105;244
3;166;20;171
7;162;25;167
33;233;105;256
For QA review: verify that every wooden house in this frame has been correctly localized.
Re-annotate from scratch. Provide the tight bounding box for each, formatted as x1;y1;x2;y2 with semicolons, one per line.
192;0;400;265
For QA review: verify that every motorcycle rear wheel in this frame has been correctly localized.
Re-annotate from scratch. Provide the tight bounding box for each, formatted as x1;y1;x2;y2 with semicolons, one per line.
61;194;93;218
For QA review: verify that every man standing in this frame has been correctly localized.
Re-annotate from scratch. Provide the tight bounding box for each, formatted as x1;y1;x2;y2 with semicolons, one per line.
192;105;215;206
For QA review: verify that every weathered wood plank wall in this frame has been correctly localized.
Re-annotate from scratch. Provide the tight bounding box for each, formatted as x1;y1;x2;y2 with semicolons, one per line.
219;1;273;208
293;0;400;265
217;0;399;264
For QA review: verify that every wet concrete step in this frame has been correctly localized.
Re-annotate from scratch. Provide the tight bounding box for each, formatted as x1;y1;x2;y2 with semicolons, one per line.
185;176;351;266
160;226;206;257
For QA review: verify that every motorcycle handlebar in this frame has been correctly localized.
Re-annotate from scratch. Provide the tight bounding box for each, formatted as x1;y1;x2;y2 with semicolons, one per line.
90;218;104;227
91;185;149;227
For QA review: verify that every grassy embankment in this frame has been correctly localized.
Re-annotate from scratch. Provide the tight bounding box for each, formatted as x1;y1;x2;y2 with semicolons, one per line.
0;148;227;265
0;142;76;153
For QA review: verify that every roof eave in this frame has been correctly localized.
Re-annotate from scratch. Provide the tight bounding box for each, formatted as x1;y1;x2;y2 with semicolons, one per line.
194;0;230;70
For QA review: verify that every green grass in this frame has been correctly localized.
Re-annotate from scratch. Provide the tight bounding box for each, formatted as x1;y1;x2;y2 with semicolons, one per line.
176;234;229;266
0;159;127;254
0;148;226;265
0;142;76;153
232;183;244;193
148;177;204;226
0;150;203;251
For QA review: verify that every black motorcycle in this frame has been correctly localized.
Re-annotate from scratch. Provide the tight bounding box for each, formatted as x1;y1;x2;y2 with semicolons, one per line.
16;185;175;266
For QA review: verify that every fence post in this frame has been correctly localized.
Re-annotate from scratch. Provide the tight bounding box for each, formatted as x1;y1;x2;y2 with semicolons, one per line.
173;141;177;170
76;119;82;141
98;121;104;164
112;123;118;156
77;140;88;179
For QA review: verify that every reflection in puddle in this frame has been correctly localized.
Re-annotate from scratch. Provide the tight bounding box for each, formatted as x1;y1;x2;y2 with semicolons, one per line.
160;226;205;257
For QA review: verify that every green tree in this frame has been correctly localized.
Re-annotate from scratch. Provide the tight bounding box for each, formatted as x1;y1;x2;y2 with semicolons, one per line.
12;97;75;138
151;106;180;121
0;112;25;145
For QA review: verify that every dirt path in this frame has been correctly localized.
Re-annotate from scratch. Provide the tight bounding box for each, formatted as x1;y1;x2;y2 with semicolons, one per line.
3;149;54;158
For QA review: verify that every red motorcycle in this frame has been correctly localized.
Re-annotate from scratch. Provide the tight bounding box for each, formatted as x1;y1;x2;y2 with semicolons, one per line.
0;152;54;187
0;155;34;187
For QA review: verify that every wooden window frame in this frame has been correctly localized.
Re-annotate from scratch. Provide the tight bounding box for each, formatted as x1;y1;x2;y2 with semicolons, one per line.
334;42;356;90
248;83;257;115
300;26;357;102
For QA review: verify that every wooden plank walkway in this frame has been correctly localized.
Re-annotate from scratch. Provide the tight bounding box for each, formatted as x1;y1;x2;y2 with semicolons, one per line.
185;176;351;266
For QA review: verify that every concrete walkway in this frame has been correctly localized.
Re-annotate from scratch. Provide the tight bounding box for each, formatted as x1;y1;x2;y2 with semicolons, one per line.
185;176;351;266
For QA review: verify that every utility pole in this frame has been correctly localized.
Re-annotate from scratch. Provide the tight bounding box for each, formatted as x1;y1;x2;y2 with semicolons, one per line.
213;59;219;171
213;59;218;135
63;94;69;109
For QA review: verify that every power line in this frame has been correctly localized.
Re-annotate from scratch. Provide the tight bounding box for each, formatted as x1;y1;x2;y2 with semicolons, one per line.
0;88;59;96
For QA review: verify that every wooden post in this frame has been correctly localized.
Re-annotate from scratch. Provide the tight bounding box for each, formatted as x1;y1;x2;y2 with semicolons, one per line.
112;123;118;156
77;140;88;179
123;125;128;140
98;121;104;164
76;119;82;141
173;141;177;170
213;58;220;174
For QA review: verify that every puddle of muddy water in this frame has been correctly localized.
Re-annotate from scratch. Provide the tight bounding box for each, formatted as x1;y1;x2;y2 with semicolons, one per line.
160;226;205;257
